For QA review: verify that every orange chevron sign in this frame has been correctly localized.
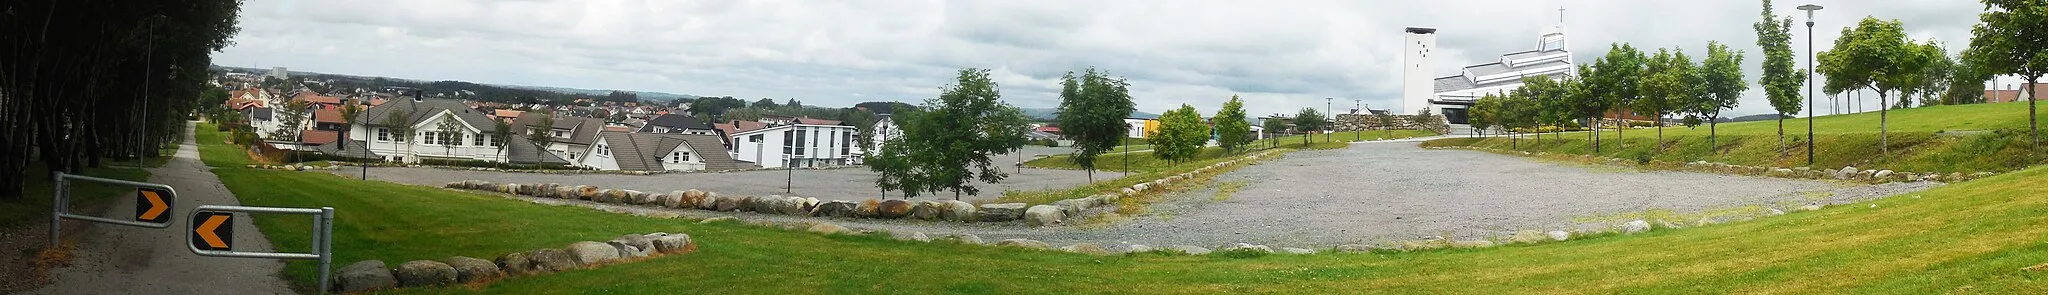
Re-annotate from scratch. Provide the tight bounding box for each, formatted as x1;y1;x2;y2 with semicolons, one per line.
135;188;172;223
192;212;232;251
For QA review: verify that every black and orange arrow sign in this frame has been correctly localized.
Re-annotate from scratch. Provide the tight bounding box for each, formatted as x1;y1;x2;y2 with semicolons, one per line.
134;188;173;224
190;212;233;251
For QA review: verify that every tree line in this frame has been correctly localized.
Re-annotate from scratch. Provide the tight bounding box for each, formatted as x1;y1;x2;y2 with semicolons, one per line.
1468;0;2039;161
0;0;243;199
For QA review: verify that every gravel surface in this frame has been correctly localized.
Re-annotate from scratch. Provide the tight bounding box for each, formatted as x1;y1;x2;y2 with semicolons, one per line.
346;146;1092;202
461;141;1938;252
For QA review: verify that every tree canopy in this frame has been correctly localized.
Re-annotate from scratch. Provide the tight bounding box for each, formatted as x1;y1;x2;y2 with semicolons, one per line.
1149;104;1209;164
1054;67;1135;181
1213;96;1253;153
868;68;1029;199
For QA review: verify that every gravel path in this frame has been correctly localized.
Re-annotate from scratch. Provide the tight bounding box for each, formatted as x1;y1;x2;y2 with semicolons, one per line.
461;141;1938;251
345;146;1093;202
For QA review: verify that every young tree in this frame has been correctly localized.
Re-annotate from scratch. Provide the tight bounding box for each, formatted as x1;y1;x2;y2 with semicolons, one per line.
1292;108;1326;146
1910;44;1955;107
339;103;364;161
526;110;555;159
1696;41;1749;154
1470;94;1501;138
1054;68;1136;182
269;100;312;141
1590;43;1647;151
1943;50;1992;105
1969;0;2048;155
1262;117;1289;147
382;110;414;162
1213;96;1253;153
892;68;1029;200
1819;17;1934;157
1756;0;1808;155
434;112;464;157
1149;104;1209;164
492;119;512;167
1640;48;1701;150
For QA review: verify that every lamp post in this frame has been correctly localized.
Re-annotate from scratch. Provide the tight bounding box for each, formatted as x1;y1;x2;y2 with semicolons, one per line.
1354;99;1363;141
1798;4;1822;167
1324;97;1333;143
136;15;163;169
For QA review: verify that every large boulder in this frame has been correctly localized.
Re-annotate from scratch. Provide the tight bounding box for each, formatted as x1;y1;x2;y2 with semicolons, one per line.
1874;170;1896;179
494;252;540;276
677;190;706;208
333;260;396;293
1219;243;1273;253
1060;243;1114;256
628;190;657;205
697;193;722;210
607;240;652;259
993;239;1051;249
648;232;693;254
574;185;600;200
779;196;811;216
566;241;622;266
813;201;859;218
552;186;576;199
658;191;685;208
977;203;1027;222
527;248;577;272
807;223;852;235
1169;245;1212;255
876;200;913;218
1621;220;1651;234
444;181;465;189
854;200;881;218
938;200;977;222
1052;198;1090;217
713;196;743;212
1279;247;1316;255
610;234;656;254
909;200;945;220
1024;205;1067;227
603;189;633;204
937;234;984;245
443;256;502;283
798;197;821;215
1547;231;1572;242
393;260;458;288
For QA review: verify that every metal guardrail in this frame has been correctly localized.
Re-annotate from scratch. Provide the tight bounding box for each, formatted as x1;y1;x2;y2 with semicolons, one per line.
50;172;178;247
187;205;336;293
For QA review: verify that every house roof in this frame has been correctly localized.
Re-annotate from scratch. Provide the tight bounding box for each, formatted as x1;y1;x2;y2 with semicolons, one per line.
493;109;524;119
354;97;496;132
295;92;342;105
311;140;380;159
596;132;739;171
301;130;339;145
313;109;346;124
505;136;571;165
641;114;712;132
794;117;842;126
512;113;605;146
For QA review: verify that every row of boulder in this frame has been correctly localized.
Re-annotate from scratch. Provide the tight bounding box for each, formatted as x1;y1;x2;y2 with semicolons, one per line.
331;232;693;293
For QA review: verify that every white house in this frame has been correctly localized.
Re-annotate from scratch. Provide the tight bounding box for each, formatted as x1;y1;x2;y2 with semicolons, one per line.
1406;20;1574;124
730;117;859;168
579;132;740;172
865;114;901;154
513;113;606;164
349;97;566;165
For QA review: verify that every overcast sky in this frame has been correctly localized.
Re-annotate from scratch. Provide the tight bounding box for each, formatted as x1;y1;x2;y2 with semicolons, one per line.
217;0;1993;118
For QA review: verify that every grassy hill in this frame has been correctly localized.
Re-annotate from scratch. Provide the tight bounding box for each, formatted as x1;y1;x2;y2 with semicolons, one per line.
186;123;2048;294
1427;102;2046;174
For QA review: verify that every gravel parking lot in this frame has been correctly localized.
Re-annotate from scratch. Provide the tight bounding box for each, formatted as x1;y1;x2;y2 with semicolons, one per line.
345;146;1092;202
382;141;1936;250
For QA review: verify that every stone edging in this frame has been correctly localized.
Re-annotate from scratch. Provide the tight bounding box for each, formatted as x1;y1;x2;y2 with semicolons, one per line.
329;232;695;293
1423;146;1998;183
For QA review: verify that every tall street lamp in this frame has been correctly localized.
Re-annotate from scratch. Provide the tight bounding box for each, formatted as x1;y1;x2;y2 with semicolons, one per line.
1324;97;1333;143
1799;4;1822;167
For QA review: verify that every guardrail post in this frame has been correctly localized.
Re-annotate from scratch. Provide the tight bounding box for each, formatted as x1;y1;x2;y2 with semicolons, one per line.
317;207;334;294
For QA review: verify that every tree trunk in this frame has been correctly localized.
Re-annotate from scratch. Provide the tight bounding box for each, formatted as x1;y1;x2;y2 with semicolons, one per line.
1777;118;1785;157
1590;116;1600;153
1880;90;1890;158
1709;121;1718;156
2029;77;2040;161
1614;111;1624;151
1655;110;1664;152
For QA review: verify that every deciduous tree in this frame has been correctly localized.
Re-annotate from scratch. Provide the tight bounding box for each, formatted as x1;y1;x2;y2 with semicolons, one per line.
1292;108;1326;146
1819;17;1933;157
1054;68;1136;182
1214;96;1253;153
1695;41;1748;154
1968;0;2048;156
1756;0;1808;155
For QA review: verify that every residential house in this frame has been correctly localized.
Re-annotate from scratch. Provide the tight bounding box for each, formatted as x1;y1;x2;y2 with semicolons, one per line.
729;117;859;168
639;114;716;135
350;97;567;165
293;91;344;110
579;132;740;172
513;113;606;164
865;114;901;155
492;109;524;123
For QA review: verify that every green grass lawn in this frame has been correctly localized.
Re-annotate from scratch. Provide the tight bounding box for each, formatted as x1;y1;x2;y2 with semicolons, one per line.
189;122;2048;294
1429;103;2048;174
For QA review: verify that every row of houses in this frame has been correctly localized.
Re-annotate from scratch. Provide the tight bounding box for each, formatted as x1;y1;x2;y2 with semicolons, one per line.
230;88;871;172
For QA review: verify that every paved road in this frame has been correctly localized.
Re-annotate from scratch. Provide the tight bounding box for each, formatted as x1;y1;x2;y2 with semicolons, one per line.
31;121;293;295
346;146;1096;202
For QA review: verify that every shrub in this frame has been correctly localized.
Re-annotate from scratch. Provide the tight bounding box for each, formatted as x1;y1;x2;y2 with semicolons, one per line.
1629;121;1656;128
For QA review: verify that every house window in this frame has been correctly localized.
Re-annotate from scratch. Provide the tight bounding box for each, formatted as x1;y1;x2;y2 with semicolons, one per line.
490;134;503;147
445;132;462;146
596;144;610;156
792;127;807;157
554;130;567;137
473;133;486;146
377;128;390;141
419;131;437;145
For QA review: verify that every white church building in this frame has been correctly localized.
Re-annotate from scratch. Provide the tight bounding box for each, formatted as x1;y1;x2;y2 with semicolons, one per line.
1402;20;1575;125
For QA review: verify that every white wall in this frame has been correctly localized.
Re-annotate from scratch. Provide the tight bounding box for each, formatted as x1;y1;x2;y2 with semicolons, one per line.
349;110;509;163
732;124;857;168
580;137;620;170
1124;119;1149;138
1403;30;1437;116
